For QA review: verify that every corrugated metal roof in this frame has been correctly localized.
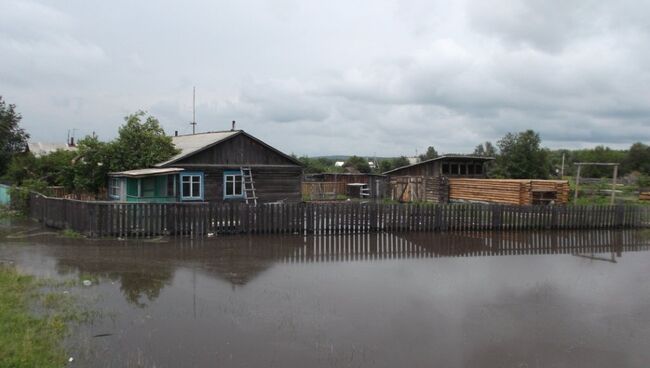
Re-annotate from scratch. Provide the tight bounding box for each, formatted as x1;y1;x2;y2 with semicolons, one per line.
155;130;241;167
108;168;184;178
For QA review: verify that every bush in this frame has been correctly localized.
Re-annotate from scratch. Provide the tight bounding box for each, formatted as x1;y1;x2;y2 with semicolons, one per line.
9;179;49;214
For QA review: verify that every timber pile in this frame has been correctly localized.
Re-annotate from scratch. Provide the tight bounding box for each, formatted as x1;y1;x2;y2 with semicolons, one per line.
641;192;650;201
449;179;569;205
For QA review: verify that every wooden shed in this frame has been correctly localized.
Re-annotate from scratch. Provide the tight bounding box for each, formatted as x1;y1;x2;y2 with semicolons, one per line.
383;155;494;178
154;130;303;203
383;155;494;203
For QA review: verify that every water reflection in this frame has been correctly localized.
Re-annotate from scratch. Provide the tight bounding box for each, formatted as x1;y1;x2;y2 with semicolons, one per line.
2;228;650;367
3;229;646;307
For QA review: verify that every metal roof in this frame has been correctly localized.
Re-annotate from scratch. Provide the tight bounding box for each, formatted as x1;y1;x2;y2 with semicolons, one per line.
382;155;495;175
155;131;241;167
108;167;184;178
155;129;302;167
27;142;77;158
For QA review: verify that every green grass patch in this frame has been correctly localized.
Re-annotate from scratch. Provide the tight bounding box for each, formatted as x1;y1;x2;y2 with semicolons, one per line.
60;229;84;239
0;265;93;367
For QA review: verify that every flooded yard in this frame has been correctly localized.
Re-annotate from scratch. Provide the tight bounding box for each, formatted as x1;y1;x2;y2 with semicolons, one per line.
1;220;650;367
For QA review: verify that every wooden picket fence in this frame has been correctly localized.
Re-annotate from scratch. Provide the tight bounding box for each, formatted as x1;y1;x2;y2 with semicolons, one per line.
28;193;650;238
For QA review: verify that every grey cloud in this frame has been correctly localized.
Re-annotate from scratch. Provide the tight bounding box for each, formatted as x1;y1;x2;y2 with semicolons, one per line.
1;0;650;156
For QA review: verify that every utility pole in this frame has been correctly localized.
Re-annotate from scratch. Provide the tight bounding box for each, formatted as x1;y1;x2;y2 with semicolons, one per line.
191;86;197;135
560;153;565;178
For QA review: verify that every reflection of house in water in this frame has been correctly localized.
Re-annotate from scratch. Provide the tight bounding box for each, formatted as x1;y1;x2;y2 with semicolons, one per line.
40;229;650;306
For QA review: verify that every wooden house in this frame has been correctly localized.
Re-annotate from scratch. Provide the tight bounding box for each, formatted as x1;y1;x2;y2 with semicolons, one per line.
109;129;303;203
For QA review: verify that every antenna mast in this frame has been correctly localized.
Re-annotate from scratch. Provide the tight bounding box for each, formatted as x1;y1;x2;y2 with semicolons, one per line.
191;86;196;135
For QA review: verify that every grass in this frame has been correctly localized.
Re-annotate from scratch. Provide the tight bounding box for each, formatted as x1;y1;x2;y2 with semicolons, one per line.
60;229;84;239
0;265;93;367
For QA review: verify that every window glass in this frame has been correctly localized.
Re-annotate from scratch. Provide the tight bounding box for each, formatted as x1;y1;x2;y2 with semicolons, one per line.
476;164;483;175
450;164;459;175
468;164;475;175
224;173;243;198
109;178;120;198
142;178;155;197
460;164;467;175
180;173;202;199
167;175;175;196
442;163;450;175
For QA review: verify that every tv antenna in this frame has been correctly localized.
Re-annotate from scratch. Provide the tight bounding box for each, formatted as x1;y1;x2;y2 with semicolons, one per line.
190;86;197;134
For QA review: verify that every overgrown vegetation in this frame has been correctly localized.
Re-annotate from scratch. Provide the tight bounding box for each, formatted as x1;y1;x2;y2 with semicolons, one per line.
2;105;179;197
0;96;29;179
0;265;92;368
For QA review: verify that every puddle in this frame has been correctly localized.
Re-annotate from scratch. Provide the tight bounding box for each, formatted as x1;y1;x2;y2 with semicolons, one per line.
1;226;650;367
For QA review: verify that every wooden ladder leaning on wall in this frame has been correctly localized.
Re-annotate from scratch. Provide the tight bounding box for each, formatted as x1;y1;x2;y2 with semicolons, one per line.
240;167;258;206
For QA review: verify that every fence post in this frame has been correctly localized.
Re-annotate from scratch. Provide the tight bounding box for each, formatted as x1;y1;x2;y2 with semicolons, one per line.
491;205;502;231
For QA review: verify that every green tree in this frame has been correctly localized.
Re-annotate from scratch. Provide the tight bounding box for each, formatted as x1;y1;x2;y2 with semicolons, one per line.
418;146;438;161
106;111;179;171
0;97;29;177
494;130;550;179
473;142;496;157
624;142;650;175
343;155;371;173
68;136;112;194
392;156;410;169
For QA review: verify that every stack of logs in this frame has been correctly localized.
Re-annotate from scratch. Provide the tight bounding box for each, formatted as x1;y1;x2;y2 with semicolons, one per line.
448;179;570;205
641;192;650;201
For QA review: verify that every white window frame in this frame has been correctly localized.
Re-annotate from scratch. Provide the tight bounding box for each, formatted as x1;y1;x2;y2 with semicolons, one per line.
180;172;204;200
109;177;121;199
223;171;244;199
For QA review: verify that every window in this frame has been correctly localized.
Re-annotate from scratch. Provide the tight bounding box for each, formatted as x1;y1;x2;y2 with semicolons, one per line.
475;164;483;175
468;164;475;175
450;164;459;175
180;172;203;200
167;175;176;196
460;164;467;175
442;163;450;175
224;171;243;198
109;178;120;199
142;178;156;197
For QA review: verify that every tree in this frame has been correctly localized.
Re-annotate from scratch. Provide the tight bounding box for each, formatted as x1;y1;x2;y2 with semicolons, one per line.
106;111;179;171
624;142;650;175
0;97;29;177
343;155;371;173
418;146;438;161
473;142;496;157
494;130;550;179
68;136;112;194
392;156;410;169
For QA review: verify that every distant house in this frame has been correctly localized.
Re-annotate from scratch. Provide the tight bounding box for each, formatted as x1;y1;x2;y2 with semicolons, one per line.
27;141;77;158
108;129;303;203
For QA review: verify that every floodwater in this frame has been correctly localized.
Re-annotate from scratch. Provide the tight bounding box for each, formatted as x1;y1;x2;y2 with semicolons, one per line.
2;219;650;368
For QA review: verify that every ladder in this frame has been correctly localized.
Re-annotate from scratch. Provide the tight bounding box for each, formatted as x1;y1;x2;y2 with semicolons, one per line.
240;167;258;205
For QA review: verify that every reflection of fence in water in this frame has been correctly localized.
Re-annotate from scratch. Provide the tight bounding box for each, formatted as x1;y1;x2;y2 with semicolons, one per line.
283;230;650;263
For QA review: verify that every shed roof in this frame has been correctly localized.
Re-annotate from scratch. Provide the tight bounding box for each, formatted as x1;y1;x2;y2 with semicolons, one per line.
382;154;495;175
155;130;302;167
108;167;184;178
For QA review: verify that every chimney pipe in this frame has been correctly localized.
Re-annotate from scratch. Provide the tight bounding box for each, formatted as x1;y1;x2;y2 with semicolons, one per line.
231;120;236;131
69;137;75;147
174;130;178;137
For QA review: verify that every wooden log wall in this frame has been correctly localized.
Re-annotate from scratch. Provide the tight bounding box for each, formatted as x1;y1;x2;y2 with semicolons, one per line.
449;179;570;205
28;193;650;238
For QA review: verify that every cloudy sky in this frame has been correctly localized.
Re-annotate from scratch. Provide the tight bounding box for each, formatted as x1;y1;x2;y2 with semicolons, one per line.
2;0;650;156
